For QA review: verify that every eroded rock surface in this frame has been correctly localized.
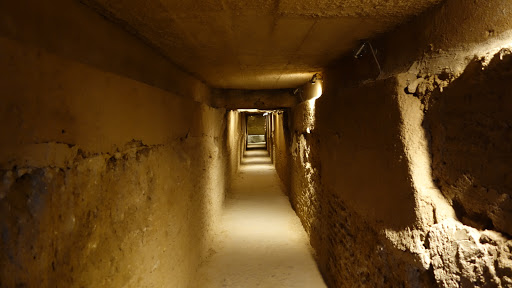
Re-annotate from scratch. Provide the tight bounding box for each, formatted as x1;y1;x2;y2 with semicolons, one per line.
0;138;228;287
427;219;512;287
425;52;512;236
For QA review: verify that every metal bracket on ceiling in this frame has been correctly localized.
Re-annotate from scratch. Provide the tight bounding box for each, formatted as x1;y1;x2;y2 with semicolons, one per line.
354;41;382;76
292;87;304;101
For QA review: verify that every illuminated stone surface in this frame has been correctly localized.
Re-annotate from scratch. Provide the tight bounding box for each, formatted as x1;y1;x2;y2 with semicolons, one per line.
191;147;326;288
1;0;512;287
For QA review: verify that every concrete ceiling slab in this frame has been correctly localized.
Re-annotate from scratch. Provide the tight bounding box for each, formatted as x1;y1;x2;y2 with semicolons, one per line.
278;0;440;18
82;0;442;89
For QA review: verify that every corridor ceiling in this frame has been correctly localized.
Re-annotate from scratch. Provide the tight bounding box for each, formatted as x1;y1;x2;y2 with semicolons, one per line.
82;0;442;89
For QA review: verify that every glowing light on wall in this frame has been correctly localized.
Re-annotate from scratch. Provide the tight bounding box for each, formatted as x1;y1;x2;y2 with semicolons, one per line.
475;37;512;67
237;109;261;112
310;80;323;101
425;30;512;75
305;80;323;133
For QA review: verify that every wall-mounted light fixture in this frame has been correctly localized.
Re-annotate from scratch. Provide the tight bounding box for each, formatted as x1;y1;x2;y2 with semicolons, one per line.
310;73;322;84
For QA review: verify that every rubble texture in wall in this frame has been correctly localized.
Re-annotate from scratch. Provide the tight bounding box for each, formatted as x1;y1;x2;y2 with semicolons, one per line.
277;71;512;288
284;79;437;287
289;102;322;235
0;2;234;286
0;138;227;287
425;52;512;237
274;0;512;286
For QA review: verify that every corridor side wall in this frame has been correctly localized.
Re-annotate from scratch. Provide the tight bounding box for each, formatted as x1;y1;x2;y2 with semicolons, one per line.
0;2;228;287
226;111;244;182
281;0;512;287
283;83;426;287
273;112;292;196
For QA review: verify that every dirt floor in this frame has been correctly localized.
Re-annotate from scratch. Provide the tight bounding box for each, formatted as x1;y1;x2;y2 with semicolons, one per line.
190;145;326;288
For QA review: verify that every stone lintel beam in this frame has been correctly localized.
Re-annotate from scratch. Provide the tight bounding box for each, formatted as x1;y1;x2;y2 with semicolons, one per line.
211;89;299;110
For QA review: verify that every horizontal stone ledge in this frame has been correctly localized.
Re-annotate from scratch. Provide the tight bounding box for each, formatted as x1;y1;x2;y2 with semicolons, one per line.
211;89;299;109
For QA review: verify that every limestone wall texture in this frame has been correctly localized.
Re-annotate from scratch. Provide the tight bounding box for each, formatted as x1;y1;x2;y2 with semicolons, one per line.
0;2;234;287
275;0;512;287
273;112;291;195
424;54;512;237
226;111;244;182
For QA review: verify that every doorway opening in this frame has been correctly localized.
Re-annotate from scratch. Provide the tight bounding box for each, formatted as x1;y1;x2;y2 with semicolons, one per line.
246;113;267;150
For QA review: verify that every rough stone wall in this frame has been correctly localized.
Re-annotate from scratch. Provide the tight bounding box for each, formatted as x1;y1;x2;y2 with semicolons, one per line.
283;69;512;288
276;0;512;287
311;190;434;288
273;112;291;195
266;115;273;158
424;53;512;237
280;80;436;287
315;79;418;229
226;111;244;181
0;138;226;288
0;4;232;287
288;101;323;235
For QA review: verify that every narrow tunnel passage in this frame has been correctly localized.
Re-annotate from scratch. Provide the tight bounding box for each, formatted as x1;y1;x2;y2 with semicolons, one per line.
2;1;512;287
191;144;326;288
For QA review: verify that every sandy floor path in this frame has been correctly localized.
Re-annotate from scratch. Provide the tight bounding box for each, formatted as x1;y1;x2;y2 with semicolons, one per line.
190;146;326;288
